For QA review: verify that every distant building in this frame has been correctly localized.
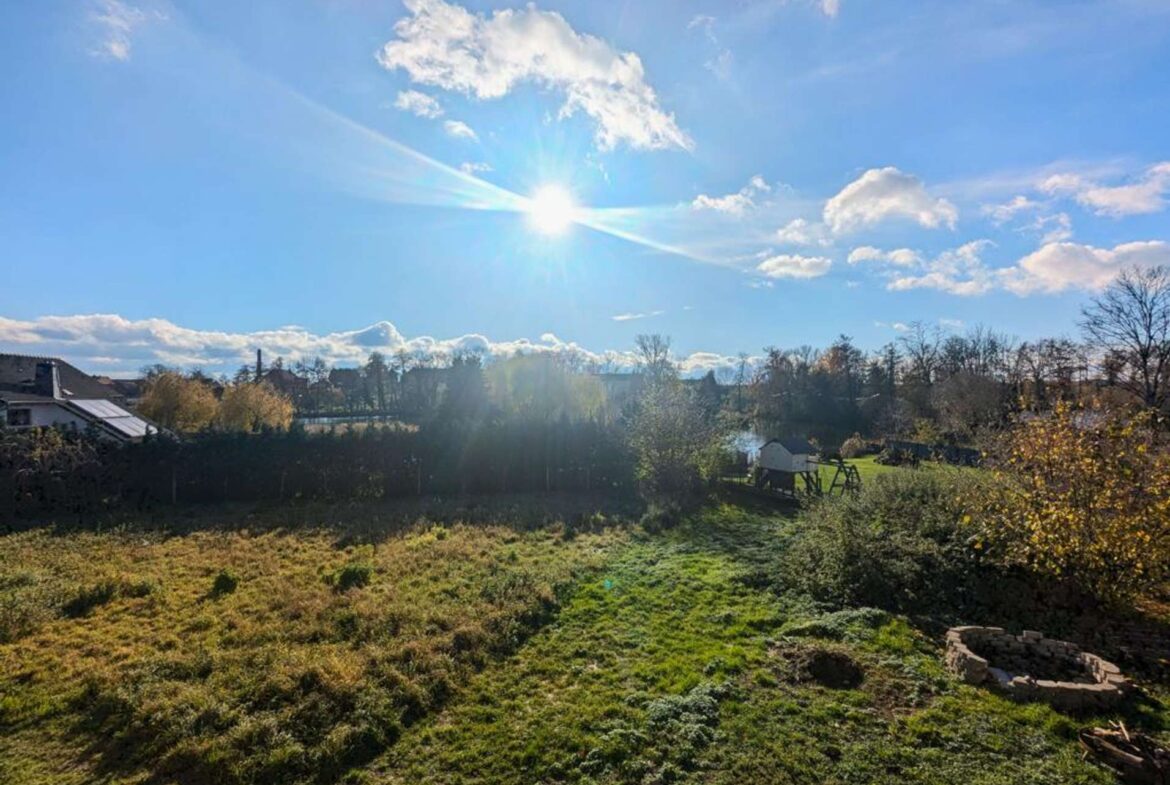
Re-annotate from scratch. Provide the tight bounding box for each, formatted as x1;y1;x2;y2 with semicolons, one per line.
262;367;309;402
92;376;145;406
0;354;157;442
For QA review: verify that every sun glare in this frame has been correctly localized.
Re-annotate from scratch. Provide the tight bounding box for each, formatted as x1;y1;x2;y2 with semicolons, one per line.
525;185;576;235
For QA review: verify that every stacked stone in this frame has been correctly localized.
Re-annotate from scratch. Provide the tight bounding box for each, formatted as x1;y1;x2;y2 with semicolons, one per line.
944;626;1131;712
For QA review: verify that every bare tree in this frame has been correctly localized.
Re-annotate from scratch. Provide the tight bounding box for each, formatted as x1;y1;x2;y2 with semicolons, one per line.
634;334;676;383
1080;266;1170;409
899;321;941;386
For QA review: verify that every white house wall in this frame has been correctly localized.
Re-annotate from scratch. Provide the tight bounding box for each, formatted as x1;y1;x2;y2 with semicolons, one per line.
28;404;91;430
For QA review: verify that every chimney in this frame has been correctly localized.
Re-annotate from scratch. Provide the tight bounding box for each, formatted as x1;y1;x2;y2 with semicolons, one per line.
256;349;263;383
34;361;62;399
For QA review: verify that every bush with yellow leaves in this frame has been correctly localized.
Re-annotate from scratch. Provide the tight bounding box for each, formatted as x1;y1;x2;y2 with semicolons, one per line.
975;402;1170;602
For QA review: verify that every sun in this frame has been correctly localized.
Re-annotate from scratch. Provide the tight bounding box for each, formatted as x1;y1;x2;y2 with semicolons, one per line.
525;185;576;235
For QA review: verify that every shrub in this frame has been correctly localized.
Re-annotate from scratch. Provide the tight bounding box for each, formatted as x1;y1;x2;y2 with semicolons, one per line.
838;433;869;459
210;569;240;597
972;403;1170;602
874;446;918;467
639;502;683;533
781;470;992;614
332;563;373;592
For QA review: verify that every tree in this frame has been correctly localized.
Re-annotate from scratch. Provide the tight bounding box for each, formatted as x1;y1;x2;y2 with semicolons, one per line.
217;383;294;432
365;351;389;411
932;371;1005;439
437;352;489;422
627;380;725;502
634;334;676;384
486;354;605;422
137;371;218;432
1081;265;1170;409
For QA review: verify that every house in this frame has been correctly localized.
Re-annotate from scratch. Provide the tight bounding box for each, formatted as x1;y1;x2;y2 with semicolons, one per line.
262;367;308;395
0;354;157;442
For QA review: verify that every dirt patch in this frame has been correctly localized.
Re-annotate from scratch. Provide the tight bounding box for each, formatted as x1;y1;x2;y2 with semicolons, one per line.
771;642;864;689
806;650;864;688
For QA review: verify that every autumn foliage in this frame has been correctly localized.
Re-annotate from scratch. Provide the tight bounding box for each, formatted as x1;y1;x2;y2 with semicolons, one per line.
975;402;1170;601
138;372;293;433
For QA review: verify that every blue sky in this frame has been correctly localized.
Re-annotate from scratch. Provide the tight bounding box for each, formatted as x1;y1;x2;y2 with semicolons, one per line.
2;0;1169;376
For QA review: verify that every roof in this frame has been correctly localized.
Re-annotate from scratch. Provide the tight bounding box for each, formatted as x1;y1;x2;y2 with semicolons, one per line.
0;392;157;441
766;437;816;455
0;353;121;400
68;399;157;440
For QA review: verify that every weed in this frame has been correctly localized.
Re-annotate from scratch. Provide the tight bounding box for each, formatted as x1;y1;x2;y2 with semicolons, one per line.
331;563;373;592
211;569;240;597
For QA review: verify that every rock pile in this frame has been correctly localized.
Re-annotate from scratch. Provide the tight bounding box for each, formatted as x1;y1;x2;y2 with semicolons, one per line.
945;626;1132;711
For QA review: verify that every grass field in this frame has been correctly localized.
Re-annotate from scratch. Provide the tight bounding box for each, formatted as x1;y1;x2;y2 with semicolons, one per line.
1;498;1164;785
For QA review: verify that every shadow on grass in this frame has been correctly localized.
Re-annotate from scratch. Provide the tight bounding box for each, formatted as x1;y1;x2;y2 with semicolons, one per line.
3;491;646;545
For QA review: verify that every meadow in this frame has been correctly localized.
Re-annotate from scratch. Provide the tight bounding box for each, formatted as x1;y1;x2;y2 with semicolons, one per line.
2;483;1168;785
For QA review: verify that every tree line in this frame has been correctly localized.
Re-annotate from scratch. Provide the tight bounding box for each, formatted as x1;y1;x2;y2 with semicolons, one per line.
3;265;1168;522
745;266;1170;445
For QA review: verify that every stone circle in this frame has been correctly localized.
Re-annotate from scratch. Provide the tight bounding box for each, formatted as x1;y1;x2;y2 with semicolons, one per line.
945;626;1132;712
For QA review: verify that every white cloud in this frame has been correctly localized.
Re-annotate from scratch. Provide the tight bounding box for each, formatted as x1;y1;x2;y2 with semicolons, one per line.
378;0;692;152
1032;212;1073;243
611;310;665;322
756;254;832;279
443;119;478;140
854;237;1169;297
90;0;152;61
939;318;965;329
820;0;841;17
459;161;492;174
773;218;831;247
705;49;734;80
1001;240;1170;295
1040;162;1170;217
982;194;1040;225
687;15;733;79
887;241;996;296
692;175;770;215
980;193;1073;243
394;89;444;118
688;15;717;33
874;321;910;332
847;246;921;266
824;167;958;233
0;314;755;379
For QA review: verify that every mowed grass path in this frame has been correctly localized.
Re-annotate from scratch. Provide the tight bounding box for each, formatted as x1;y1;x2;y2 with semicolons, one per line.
375;506;1117;785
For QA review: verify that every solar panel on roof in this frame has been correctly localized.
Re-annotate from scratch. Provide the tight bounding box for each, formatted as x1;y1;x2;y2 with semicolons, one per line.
71;399;156;439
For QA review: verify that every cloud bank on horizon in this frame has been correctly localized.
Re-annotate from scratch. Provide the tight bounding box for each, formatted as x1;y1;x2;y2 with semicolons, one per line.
0;314;755;379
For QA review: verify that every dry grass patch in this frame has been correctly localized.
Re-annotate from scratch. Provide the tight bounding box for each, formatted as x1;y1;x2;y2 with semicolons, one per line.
0;518;627;785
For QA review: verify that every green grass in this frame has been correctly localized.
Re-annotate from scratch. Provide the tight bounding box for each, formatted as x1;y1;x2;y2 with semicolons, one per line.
819;455;895;488
818;455;976;491
1;498;1164;785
